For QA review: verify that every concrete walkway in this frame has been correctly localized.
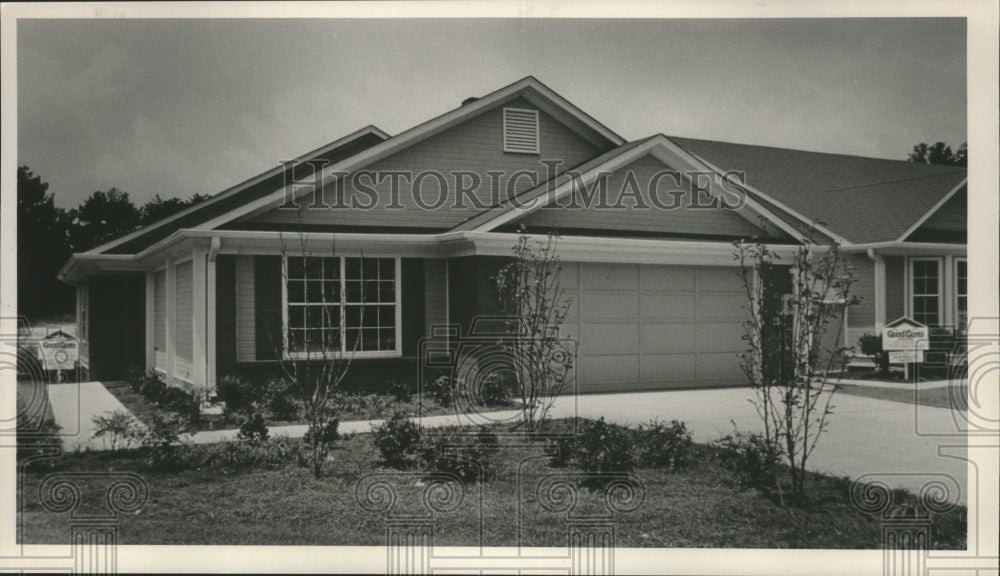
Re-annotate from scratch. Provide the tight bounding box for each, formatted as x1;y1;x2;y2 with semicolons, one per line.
46;381;145;452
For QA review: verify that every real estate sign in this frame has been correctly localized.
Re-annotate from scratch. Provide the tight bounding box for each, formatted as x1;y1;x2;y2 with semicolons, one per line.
882;316;929;355
38;339;78;370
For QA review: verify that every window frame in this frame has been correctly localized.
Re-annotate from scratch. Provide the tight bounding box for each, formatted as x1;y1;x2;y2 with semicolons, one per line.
281;255;402;360
908;257;943;327
954;258;968;334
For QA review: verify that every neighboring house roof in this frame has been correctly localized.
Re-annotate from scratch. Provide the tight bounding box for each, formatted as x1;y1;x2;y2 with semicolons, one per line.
669;137;967;244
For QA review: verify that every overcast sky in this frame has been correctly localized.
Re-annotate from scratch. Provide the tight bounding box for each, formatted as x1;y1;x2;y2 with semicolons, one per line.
17;17;967;209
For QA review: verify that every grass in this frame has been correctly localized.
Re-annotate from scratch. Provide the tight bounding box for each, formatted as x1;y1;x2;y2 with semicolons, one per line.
16;418;967;548
837;383;967;410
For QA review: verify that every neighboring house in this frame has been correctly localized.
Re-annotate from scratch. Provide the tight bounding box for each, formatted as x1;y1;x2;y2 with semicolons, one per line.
59;76;967;395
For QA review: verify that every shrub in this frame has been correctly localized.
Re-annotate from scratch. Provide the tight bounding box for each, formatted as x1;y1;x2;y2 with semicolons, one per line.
125;364;148;393
634;419;694;472
573;417;634;476
332;392;392;420
710;428;782;490
388;379;413;403
424;375;456;407
197;435;301;471
266;379;301;421
161;386;200;421
237;413;269;446
92;409;145;451
303;417;340;447
858;333;890;376
420;426;500;483
139;374;168;405
216;375;268;416
459;373;511;407
372;412;423;468
545;436;575;468
139;413;190;471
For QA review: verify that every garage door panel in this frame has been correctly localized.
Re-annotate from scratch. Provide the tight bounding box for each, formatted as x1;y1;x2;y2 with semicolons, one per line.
580;263;638;290
581;291;638;319
697;294;746;320
580;354;639;385
639;265;695;291
640;293;696;319
697;322;745;353
641;354;696;382
696;267;743;292
698;352;744;381
641;322;697;353
580;323;638;354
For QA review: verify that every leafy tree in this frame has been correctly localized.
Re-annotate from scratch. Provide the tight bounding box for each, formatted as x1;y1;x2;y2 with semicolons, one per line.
68;188;141;252
17;166;74;318
907;142;967;167
139;193;210;226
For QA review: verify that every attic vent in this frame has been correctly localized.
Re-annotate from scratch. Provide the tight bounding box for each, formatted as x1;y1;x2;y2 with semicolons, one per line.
503;107;540;154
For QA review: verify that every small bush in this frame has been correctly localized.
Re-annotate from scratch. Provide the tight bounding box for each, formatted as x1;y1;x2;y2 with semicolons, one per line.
573;417;634;476
424;375;456;407
634;419;694;472
420;426;500;483
333;392;392;420
388;379;413;403
139;413;190;471
92;409;145;451
710;428;782;490
161;386;200;421
139;374;168;405
125;364;148;394
303;418;340;447
458;373;511;407
858;333;890;376
266;380;301;421
545;436;575;468
197;435;301;471
237;413;269;446
372;412;423;468
216;375;268;416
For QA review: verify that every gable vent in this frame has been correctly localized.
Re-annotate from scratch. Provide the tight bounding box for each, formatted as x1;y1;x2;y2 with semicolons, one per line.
503;107;540;154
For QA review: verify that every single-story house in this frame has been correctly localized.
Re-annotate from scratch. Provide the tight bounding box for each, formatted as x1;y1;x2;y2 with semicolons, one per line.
59;76;967;396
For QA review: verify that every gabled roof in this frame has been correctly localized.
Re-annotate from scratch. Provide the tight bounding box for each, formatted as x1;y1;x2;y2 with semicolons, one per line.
98;125;390;254
669;137;967;244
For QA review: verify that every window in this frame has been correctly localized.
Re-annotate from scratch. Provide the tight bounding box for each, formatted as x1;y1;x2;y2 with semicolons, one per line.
503;107;540;154
284;256;399;356
910;259;941;326
955;259;968;334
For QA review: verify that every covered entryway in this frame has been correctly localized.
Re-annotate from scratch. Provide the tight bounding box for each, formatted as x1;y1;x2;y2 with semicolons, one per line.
560;262;748;393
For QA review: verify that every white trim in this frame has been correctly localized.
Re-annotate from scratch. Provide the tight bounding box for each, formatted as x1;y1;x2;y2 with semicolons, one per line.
80;126;390;256
194;77;624;231
954;258;968;334
165;258;176;387
145;272;155;371
908;256;943;326
191;246;208;393
206;250;217;392
896;179;968;242
867;249;887;332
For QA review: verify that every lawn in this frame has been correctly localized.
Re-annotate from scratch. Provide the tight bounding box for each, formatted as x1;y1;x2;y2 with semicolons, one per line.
16;419;967;549
837;383;968;410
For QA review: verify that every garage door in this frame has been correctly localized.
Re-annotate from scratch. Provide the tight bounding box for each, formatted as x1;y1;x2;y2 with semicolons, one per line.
559;262;748;393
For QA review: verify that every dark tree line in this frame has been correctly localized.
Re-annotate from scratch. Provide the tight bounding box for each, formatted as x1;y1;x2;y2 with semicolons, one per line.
16;165;207;319
907;141;967;167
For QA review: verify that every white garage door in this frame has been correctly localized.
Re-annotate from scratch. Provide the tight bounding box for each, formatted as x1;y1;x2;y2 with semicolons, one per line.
559;262;748;393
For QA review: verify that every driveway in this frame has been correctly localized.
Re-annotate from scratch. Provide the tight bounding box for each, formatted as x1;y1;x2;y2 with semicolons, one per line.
548;387;970;504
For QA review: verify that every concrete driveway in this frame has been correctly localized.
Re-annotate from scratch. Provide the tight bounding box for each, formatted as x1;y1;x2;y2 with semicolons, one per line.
548;386;970;504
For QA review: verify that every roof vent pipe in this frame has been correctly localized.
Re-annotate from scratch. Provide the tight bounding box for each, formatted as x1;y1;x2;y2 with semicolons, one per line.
461;96;479;106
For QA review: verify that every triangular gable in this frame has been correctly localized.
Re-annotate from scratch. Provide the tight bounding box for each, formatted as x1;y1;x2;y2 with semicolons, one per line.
900;183;967;243
194;76;626;232
459;135;801;242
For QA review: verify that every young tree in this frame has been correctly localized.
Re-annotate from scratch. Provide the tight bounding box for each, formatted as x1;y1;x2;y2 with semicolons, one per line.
273;232;360;478
494;227;575;429
734;237;858;505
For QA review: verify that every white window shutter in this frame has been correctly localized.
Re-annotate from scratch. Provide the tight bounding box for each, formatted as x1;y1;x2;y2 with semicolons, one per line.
503;108;540;154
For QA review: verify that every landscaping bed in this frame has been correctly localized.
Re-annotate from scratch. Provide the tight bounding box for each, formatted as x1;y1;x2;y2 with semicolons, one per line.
16;416;966;549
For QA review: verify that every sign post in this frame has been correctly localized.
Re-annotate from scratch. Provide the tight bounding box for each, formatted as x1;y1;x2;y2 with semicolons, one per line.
881;317;929;381
38;334;79;382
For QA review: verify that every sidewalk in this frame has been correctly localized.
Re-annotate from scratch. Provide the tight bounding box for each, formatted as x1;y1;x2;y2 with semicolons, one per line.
46;381;146;452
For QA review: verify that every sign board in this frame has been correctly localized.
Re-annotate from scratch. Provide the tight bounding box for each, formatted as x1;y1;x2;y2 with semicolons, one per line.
888;349;923;364
882;317;930;351
39;339;78;370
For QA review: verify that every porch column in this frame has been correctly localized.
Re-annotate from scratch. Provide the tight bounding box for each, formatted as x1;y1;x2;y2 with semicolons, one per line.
870;250;886;332
165;258;176;387
145;272;155;371
206;238;220;394
192;246;208;397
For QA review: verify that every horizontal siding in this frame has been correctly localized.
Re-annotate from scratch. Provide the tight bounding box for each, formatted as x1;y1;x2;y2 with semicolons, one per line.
235;256;256;362
918;189;966;232
174;357;195;385
175;260;193;362
424;259;448;338
245;97;604;229
154;270;167;350
519;154;764;238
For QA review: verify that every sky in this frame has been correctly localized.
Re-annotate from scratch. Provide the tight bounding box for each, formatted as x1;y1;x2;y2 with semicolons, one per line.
17;17;967;209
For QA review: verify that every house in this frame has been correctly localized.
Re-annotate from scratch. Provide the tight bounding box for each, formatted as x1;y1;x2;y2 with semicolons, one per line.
58;76;967;396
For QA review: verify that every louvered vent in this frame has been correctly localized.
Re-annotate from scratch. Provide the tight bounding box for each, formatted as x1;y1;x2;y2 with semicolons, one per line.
503;107;540;154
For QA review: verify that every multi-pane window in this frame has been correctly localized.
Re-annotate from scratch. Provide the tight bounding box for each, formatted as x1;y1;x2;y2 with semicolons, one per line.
910;259;940;326
285;256;398;355
955;259;968;333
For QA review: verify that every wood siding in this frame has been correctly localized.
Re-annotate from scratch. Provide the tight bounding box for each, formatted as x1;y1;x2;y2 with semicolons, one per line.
424;259;448;338
517;154;765;238
244;98;605;230
235;256;257;362
174;261;194;362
